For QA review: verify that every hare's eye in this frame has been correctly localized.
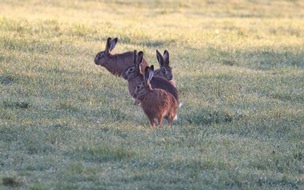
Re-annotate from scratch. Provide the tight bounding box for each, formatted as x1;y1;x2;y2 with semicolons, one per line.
127;67;134;73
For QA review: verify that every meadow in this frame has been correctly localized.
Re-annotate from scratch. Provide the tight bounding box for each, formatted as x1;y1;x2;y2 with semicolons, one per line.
0;0;303;189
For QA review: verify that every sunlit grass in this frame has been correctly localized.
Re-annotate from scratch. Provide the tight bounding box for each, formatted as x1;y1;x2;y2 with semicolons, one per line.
1;0;304;189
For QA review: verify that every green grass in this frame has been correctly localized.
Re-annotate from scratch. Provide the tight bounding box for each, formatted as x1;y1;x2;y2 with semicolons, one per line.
1;0;304;189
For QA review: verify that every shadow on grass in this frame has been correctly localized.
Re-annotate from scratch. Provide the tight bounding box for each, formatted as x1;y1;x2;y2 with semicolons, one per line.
2;177;22;187
119;36;176;48
184;108;237;126
0;75;15;85
68;144;135;163
3;100;30;109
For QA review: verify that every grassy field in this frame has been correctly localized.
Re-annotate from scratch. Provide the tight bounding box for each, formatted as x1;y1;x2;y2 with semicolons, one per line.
0;0;303;189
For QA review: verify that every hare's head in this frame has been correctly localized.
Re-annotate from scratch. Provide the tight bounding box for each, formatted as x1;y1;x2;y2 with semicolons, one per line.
122;51;143;80
134;82;145;99
94;37;117;66
134;65;154;99
155;50;173;81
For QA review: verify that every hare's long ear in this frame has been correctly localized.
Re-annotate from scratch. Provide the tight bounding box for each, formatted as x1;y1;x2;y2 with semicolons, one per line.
136;51;144;73
105;37;112;52
163;50;170;66
143;66;150;83
137;51;144;65
148;65;154;82
133;50;137;65
109;38;118;52
156;50;164;67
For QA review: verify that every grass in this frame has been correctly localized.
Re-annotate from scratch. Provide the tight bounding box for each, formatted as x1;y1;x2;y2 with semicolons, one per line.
0;0;304;189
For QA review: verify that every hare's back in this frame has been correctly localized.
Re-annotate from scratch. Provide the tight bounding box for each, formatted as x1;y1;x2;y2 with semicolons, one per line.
150;77;178;101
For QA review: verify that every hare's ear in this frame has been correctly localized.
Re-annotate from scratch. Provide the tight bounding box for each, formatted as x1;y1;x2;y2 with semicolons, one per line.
136;51;143;71
156;50;164;67
133;50;137;65
105;37;112;52
137;51;144;65
148;65;154;82
163;50;170;66
109;38;118;52
143;66;150;83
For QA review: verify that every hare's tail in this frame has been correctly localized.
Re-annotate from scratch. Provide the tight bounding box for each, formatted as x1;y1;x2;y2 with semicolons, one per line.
178;102;183;108
173;103;182;121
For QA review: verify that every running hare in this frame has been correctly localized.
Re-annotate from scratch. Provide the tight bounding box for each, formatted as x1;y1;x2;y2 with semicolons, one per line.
94;37;148;76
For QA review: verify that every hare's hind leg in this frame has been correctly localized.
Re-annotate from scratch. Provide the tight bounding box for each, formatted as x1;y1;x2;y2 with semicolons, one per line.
169;112;177;126
157;116;163;127
148;117;155;127
168;115;173;126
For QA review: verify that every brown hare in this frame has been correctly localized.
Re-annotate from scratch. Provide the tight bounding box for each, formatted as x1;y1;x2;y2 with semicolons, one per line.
122;51;179;106
134;66;178;127
154;49;175;86
94;37;148;76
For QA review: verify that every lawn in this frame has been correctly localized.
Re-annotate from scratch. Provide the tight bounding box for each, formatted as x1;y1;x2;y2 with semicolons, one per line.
0;0;303;189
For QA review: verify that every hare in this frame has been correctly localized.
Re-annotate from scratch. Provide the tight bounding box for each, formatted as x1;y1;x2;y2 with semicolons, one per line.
134;66;178;127
94;37;148;76
122;51;179;106
154;50;175;86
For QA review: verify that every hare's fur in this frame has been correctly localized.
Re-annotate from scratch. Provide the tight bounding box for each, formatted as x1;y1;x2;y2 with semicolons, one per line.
94;37;148;76
154;49;175;86
135;67;178;127
122;51;179;105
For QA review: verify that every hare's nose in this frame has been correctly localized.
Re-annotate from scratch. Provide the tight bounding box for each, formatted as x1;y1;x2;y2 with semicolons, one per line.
94;55;99;64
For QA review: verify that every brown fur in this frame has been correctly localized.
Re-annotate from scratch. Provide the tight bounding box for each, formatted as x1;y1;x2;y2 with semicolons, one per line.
154;50;175;86
122;51;179;104
134;67;178;127
94;37;148;76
